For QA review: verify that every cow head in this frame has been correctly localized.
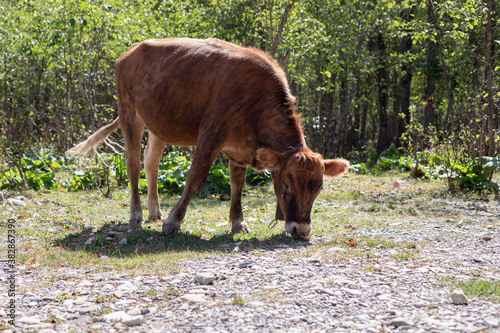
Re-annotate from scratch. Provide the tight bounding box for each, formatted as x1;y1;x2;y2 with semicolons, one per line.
257;147;349;237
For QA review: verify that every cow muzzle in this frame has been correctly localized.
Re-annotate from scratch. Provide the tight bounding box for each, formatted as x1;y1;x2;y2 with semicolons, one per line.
285;222;311;237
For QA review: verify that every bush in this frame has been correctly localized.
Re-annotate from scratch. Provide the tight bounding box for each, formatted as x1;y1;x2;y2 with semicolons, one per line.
1;150;272;196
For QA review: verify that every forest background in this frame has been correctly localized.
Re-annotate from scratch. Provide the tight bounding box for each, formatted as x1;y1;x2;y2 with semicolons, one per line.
0;0;499;192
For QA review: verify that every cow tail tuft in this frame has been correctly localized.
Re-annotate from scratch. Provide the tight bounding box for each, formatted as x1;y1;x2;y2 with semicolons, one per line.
65;117;121;156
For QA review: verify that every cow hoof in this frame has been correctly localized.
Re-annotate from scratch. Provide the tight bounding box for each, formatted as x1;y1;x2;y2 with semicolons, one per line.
162;221;181;236
231;221;249;234
148;211;163;221
129;218;144;228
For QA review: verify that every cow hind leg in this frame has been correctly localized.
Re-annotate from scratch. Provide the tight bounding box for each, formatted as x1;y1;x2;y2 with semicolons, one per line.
122;116;145;226
229;161;249;234
144;132;166;221
163;141;221;236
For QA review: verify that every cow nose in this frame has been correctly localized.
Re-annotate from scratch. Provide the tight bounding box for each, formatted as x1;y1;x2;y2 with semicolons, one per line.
285;222;311;237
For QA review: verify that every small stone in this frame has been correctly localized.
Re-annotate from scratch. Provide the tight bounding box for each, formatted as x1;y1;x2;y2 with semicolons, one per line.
118;237;128;246
17;316;41;324
291;316;301;323
83;226;98;233
181;293;209;304
482;235;493;241
307;258;321;265
117;282;138;292
76;304;100;314
114;322;129;331
450;289;468;305
341;288;362;296
194;273;216;285
389;317;414;328
414;301;426;308
117;225;130;232
114;290;129;298
126;308;142;316
239;260;254;268
327;247;346;253
103;311;133;323
179;303;190;310
123;316;143;327
7;198;27;207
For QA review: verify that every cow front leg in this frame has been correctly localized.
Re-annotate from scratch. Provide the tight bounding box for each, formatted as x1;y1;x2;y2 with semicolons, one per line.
163;144;220;236
229;161;248;234
144;132;166;221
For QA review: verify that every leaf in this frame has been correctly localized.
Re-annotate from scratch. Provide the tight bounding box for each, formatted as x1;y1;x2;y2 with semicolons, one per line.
345;239;357;247
482;156;500;171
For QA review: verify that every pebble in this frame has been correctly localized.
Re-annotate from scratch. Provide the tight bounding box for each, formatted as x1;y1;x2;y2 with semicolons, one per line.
450;289;469;305
116;282;138;292
194;272;216;285
6;198;27;206
118;237;128;246
103;311;133;323
390;317;414;328
3;195;499;332
181;293;209;304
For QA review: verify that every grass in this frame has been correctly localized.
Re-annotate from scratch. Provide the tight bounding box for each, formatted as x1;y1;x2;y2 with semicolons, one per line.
1;170;498;281
391;249;420;261
456;279;500;303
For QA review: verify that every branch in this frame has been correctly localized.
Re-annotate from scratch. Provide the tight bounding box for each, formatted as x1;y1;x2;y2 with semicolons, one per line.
270;0;296;58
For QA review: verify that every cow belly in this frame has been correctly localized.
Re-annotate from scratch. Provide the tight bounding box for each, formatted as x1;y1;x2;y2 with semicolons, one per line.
144;121;199;147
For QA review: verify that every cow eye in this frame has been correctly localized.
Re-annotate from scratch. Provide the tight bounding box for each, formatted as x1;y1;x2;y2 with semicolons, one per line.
284;184;289;190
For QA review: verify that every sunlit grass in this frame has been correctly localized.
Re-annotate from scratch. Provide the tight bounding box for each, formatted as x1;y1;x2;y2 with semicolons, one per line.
1;170;497;278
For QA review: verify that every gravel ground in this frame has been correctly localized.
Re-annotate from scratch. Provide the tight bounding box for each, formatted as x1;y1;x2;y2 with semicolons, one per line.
1;197;499;332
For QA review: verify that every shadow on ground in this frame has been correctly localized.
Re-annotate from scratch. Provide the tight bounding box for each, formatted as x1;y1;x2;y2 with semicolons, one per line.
53;221;312;258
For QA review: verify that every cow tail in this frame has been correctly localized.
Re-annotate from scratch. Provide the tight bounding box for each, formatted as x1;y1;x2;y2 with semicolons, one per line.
66;117;121;156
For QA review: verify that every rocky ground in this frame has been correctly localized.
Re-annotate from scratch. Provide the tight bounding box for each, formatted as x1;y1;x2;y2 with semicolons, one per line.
1;195;500;332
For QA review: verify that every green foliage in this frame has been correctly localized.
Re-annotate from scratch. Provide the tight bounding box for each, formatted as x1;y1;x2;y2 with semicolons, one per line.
1;0;498;197
155;152;191;195
245;168;271;186
0;153;62;190
1;151;271;195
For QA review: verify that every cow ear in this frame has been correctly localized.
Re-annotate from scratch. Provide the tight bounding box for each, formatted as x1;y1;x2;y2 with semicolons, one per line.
256;148;282;170
323;159;349;178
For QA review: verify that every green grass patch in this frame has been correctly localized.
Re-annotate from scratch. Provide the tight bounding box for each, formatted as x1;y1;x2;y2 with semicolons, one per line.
456;279;500;303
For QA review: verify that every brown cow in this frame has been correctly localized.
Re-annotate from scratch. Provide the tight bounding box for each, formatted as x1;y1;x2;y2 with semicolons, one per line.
67;38;349;237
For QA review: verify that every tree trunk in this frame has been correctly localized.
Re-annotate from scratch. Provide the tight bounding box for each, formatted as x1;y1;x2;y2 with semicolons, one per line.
376;32;391;153
396;4;413;146
484;0;496;156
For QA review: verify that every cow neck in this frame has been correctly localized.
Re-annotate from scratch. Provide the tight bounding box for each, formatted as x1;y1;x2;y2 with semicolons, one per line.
270;133;305;154
266;122;305;154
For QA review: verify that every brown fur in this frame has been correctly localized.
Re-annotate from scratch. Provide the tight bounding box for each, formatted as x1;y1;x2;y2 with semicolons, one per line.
67;38;349;237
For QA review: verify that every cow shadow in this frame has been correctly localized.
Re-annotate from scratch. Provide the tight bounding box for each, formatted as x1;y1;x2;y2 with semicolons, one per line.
54;222;312;259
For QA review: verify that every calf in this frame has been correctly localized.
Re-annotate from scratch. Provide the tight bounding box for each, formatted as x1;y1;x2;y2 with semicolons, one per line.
67;38;349;237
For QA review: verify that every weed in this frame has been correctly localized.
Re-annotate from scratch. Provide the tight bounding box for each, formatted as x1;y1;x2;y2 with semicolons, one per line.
54;293;71;302
164;287;181;299
231;294;245;306
392;249;420;261
93;295;107;303
469;269;483;278
96;307;112;315
141;289;159;298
